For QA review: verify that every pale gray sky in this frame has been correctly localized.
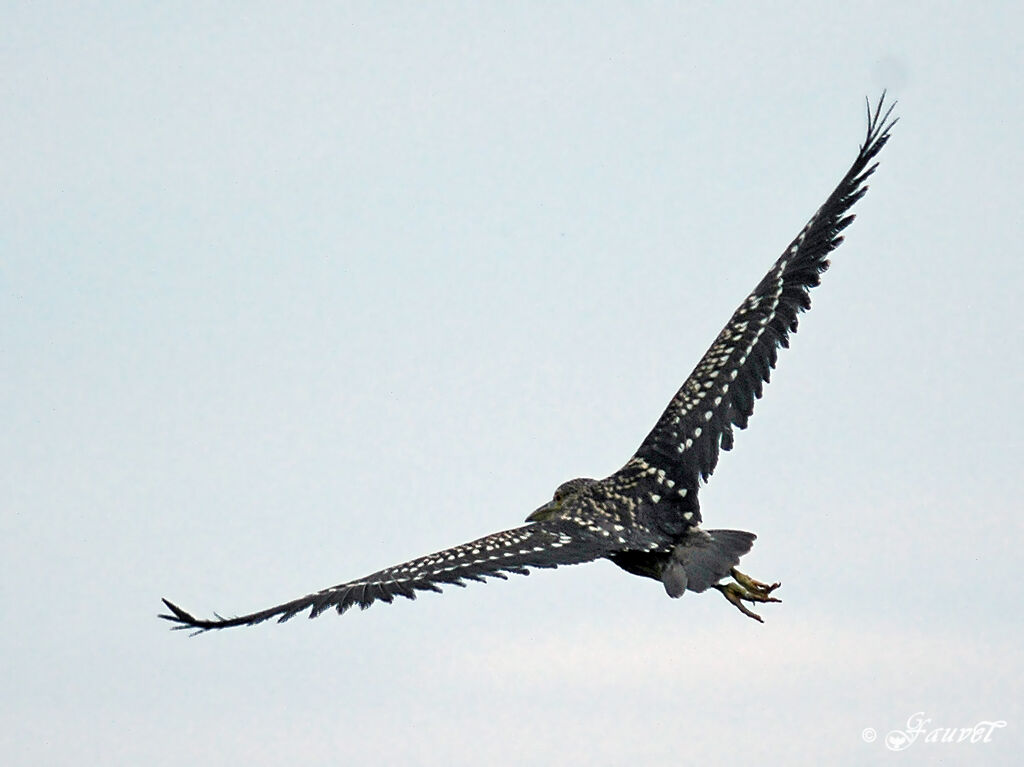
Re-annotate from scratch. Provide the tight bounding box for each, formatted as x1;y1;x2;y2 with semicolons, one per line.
3;2;1021;765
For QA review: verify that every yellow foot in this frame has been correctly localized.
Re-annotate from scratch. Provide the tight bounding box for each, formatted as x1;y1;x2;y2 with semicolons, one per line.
714;568;781;623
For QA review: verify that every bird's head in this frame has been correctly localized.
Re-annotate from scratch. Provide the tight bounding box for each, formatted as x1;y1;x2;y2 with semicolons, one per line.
526;477;597;522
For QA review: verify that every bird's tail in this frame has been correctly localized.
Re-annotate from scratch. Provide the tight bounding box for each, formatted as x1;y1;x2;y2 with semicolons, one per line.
663;529;756;596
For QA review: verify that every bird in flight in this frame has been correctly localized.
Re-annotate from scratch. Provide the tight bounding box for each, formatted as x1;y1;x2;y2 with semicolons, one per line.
162;94;896;633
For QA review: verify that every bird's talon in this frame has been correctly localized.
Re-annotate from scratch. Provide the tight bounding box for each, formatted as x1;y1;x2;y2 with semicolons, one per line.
716;582;765;622
716;572;782;622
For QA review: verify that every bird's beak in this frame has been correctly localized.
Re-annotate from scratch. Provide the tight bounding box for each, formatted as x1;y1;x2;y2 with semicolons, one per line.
526;500;559;523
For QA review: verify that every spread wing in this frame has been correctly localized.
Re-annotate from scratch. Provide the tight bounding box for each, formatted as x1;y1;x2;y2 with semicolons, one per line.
623;94;897;505
160;518;623;633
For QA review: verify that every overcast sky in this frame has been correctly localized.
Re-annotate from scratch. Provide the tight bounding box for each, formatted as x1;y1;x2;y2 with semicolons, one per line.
3;2;1021;765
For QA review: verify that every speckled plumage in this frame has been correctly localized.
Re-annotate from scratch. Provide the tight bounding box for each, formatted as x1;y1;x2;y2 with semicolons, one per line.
161;95;896;633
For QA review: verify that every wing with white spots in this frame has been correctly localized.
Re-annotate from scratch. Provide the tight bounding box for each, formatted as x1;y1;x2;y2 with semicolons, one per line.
628;94;896;494
159;519;621;633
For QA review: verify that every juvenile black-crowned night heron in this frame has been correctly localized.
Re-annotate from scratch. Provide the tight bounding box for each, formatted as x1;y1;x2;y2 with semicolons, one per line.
162;94;896;633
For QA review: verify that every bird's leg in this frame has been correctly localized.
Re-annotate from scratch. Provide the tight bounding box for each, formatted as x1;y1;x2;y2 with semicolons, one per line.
714;568;781;623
